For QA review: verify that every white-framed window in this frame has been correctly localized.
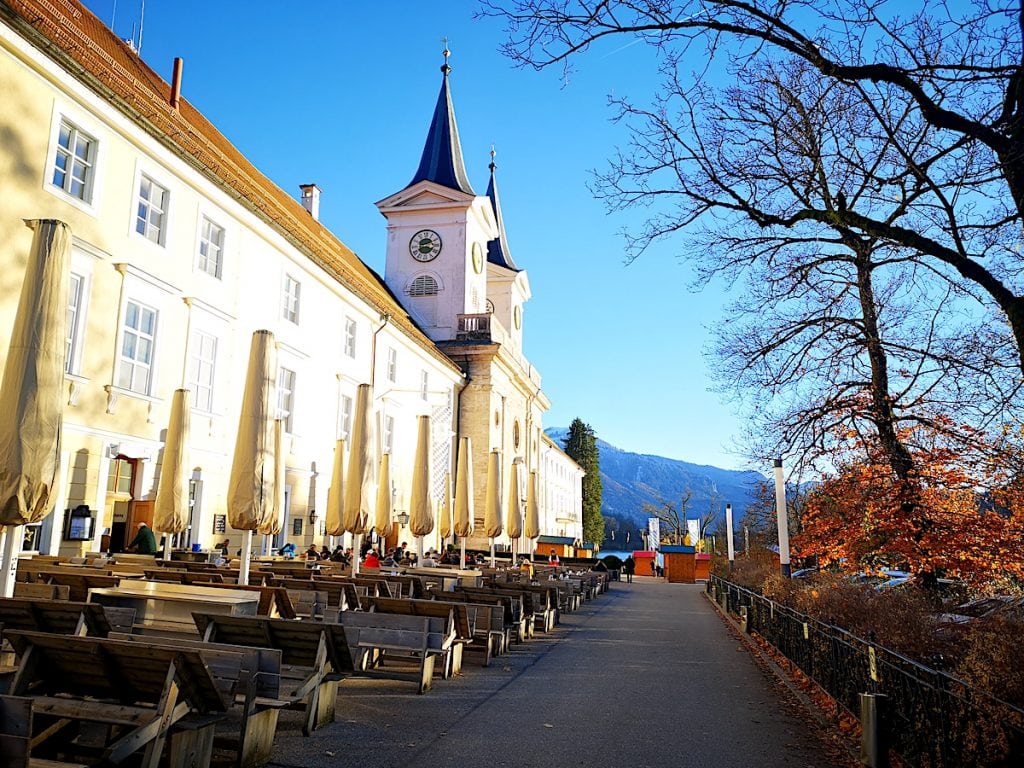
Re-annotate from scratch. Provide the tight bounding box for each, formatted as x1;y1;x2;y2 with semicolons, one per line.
278;367;296;433
344;316;357;358
197;217;224;278
420;370;429;401
189;330;217;412
387;347;397;383
135;174;168;245
117;300;157;394
408;274;439;297
66;273;84;374
338;393;353;439
384;415;394;453
51;119;96;202
282;274;301;324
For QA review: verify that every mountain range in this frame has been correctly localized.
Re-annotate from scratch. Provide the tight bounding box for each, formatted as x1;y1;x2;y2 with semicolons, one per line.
545;427;766;544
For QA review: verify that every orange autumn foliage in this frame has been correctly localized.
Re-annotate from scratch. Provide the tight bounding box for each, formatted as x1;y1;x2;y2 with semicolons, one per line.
793;433;1024;586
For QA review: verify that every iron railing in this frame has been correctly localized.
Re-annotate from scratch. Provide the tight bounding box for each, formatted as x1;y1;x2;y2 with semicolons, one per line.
708;575;1024;767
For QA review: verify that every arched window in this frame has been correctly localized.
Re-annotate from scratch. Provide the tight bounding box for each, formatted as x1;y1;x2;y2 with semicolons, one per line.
407;274;439;297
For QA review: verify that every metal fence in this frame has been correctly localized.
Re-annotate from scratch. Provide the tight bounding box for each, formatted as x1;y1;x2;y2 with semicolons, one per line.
708;575;1024;767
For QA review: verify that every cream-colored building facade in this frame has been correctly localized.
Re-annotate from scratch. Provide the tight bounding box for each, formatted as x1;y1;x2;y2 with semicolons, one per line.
0;0;582;557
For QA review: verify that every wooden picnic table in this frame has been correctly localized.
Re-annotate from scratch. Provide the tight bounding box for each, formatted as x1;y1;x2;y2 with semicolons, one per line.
88;582;259;636
1;630;229;767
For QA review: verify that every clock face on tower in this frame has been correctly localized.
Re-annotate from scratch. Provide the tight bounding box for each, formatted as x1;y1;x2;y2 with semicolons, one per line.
471;242;484;274
409;229;442;261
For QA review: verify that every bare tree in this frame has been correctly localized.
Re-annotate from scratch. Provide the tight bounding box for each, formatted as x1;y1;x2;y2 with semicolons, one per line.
482;0;1024;375
593;53;1019;480
642;488;693;544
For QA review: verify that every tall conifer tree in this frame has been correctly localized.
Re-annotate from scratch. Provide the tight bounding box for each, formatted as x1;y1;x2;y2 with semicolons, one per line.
563;418;604;548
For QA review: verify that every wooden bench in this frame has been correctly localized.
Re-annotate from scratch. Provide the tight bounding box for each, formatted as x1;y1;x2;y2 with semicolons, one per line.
11;583;70;601
447;589;517;651
0;598;135;637
366;598;464;676
335;610;447;694
429;597;504;665
454;586;531;642
109;633;284;768
275;578;359;612
192;613;354;736
20;570;122;602
1;630;229;768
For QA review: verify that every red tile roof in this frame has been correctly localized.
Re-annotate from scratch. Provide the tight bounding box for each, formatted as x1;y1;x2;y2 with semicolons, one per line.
2;0;462;374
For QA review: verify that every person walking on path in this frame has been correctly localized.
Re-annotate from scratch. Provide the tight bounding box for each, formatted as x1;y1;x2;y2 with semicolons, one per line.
623;555;635;583
127;521;157;554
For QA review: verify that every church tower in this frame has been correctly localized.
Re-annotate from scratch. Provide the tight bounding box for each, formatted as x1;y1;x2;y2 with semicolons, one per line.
378;50;549;551
376;50;498;342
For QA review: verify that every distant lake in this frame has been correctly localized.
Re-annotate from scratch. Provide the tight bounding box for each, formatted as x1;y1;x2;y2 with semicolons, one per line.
595;550;634;561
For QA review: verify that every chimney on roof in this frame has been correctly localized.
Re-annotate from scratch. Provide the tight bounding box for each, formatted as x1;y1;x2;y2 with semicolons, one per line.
299;184;321;220
169;57;183;111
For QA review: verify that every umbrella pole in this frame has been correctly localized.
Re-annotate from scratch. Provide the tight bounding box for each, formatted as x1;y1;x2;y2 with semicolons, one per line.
460;539;466;569
162;535;171;561
352;534;361;576
490;539;495;569
239;529;253;585
0;524;24;598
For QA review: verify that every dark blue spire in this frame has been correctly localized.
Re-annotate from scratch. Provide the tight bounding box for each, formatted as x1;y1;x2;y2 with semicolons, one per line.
405;51;475;196
486;150;519;271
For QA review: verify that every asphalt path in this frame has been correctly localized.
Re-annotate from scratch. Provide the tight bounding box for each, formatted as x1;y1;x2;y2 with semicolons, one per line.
267;578;848;767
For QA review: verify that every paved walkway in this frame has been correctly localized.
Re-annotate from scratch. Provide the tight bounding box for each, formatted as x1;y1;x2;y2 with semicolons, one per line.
268;578;849;767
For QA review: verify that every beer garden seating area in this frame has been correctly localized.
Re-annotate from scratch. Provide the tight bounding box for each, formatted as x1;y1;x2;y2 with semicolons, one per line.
0;553;609;768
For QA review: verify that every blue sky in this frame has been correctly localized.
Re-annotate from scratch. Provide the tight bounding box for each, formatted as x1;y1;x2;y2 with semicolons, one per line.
80;0;750;470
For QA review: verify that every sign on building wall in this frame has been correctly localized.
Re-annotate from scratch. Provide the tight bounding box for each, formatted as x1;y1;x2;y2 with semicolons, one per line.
648;517;660;550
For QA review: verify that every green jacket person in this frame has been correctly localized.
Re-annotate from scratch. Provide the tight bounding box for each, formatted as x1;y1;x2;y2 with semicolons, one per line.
127;521;158;554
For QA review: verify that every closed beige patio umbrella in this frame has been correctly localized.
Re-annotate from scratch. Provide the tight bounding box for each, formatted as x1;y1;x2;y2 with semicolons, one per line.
153;388;191;560
374;452;393;546
506;459;523;560
0;220;71;597
438;472;452;544
343;384;373;573
257;419;285;539
324;439;346;538
408;415;434;556
453;437;474;568
483;449;503;567
227;330;277;586
525;469;540;554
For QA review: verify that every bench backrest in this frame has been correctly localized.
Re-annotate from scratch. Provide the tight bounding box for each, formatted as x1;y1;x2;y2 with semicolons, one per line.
11;582;70;601
4;630;228;711
337;611;436;652
192;613;353;675
0;597;112;636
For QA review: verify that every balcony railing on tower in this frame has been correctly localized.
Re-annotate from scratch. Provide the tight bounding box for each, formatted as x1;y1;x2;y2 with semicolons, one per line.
456;313;491;341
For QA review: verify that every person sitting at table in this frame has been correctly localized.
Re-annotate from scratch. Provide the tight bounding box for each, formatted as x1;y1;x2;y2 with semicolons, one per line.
304;543;320;560
319;545;331;560
278;542;297;557
548;548;560;565
363;548;381;568
330;545;349;564
519;556;535;580
126;521;157;554
421;549;438;567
